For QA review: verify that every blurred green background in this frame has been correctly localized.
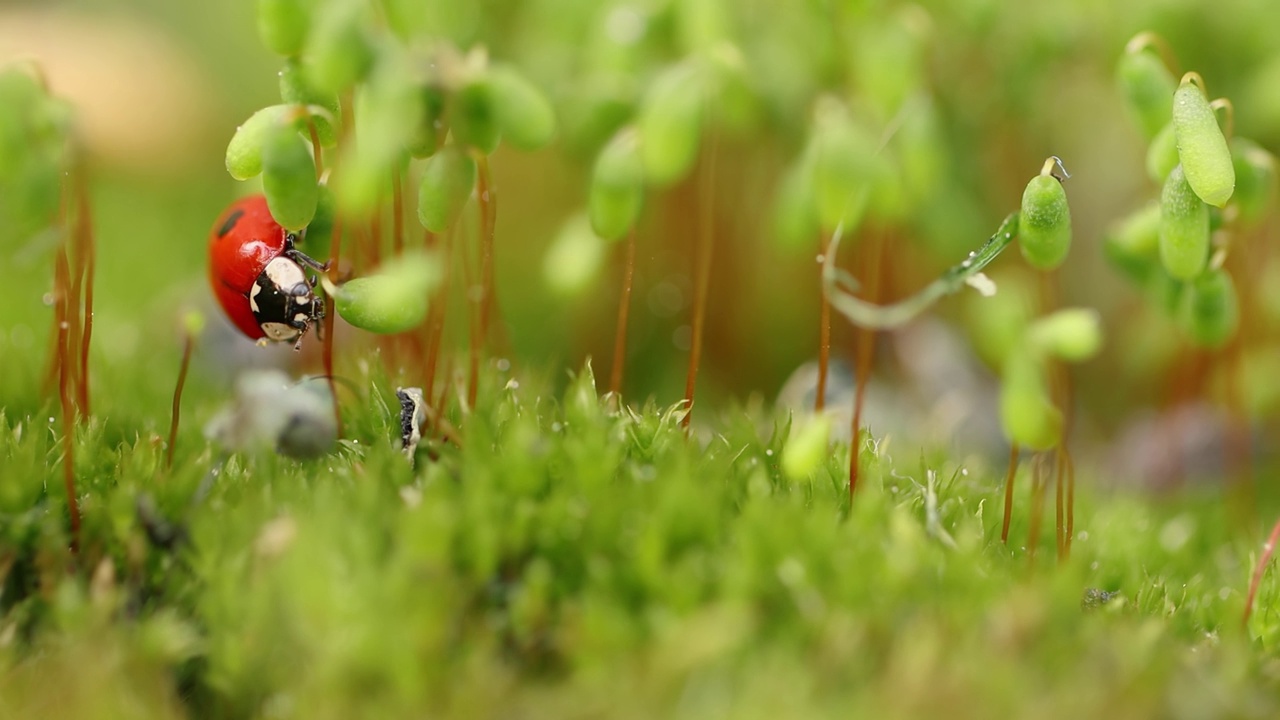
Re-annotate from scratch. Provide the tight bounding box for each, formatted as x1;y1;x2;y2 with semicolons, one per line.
2;0;1279;483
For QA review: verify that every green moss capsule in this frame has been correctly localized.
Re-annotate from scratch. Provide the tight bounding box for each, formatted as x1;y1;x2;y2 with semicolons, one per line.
452;76;500;155
638;62;704;186
811;104;876;233
303;0;374;95
225;105;293;181
1116;44;1176;140
0;68;66;243
1231;137;1275;227
257;0;310;57
1146;122;1179;183
1017;163;1071;270
489;66;556;152
1104;202;1161;284
301;183;335;259
333;251;439;333
279;59;339;147
1027;308;1103;362
544;214;606;297
407;86;446;159
261;124;318;232
999;349;1062;452
1178;268;1239;348
416;147;476;232
781;415;832;483
1172;74;1235;207
772;153;819;253
1159;164;1210;281
588;129;644;241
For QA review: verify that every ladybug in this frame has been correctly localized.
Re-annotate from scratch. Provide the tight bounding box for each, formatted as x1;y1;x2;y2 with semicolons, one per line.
208;195;327;349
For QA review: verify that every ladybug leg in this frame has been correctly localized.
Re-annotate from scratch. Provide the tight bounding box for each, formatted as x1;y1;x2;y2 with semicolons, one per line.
285;247;332;273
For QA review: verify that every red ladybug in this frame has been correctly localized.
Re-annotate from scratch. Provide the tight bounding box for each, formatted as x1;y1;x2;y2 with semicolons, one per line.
208;195;327;349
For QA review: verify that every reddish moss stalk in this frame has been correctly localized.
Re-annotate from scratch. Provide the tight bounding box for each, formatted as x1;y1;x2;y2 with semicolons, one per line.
476;155;497;343
422;228;452;404
849;229;885;500
1064;449;1076;558
461;214;481;410
1002;444;1019;544
54;248;80;552
682;133;719;431
609;227;637;400
816;232;831;413
323;214;344;437
1054;448;1066;559
1243;516;1280;628
165;332;195;470
1027;453;1047;564
392;167;405;256
74;164;95;417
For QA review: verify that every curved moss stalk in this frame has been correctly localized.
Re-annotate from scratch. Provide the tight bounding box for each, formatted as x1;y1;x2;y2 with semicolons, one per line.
166;328;196;470
823;212;1020;329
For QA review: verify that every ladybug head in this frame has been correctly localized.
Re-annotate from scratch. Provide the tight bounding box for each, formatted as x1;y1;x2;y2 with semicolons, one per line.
249;253;324;349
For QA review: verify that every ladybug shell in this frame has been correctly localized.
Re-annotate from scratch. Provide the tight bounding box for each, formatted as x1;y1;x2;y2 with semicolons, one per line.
208;195;289;341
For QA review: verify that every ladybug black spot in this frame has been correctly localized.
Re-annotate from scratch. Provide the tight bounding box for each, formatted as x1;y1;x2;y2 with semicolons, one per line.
217;209;245;238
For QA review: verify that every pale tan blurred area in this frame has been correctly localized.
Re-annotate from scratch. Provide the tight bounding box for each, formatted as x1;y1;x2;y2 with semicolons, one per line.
0;8;217;175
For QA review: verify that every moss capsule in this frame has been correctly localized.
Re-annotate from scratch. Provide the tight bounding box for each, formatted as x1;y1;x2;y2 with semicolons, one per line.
1104;202;1161;284
417;147;476;232
1159;164;1210;281
1018;162;1071;270
589;128;644;241
1146;122;1179;183
1172;74;1235;207
257;0;310;57
544;214;606;297
452;76;500;155
333;252;439;334
1231;137;1275;227
1178;268;1239;348
490;66;556;152
1000;350;1062;452
1116;44;1176;140
261;124;318;232
1027;308;1103;362
279;60;339;147
811;107;876;233
303;1;374;94
226;105;293;181
638;62;704;186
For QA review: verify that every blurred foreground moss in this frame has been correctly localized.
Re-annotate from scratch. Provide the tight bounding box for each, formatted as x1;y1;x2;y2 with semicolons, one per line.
2;361;1280;718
